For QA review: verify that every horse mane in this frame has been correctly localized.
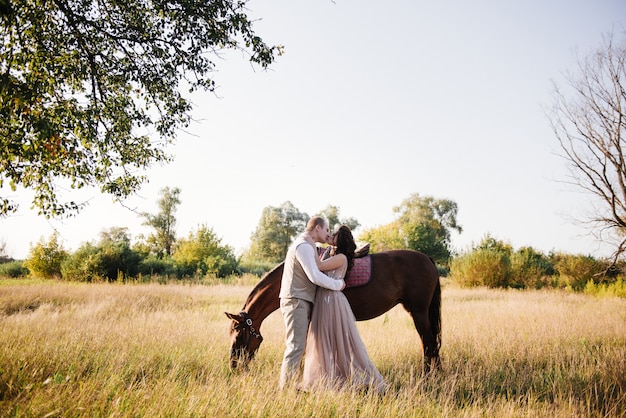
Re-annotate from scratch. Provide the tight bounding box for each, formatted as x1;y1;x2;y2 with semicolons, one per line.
242;262;284;309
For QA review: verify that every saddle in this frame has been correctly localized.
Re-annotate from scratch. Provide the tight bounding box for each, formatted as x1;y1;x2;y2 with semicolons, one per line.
354;243;370;258
318;243;370;259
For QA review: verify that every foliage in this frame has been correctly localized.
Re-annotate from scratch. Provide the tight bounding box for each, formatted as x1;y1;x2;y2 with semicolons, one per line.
137;255;178;279
237;258;277;277
142;187;181;257
173;224;238;278
60;242;103;282
510;246;554;289
317;205;360;232
450;248;512;288
450;234;617;291
98;228;141;280
0;0;279;217
552;253;607;291
548;32;626;260
358;223;404;252
23;233;68;279
584;277;626;298
359;193;461;265
61;227;141;281
473;233;513;255
0;260;27;278
246;201;308;263
403;222;451;266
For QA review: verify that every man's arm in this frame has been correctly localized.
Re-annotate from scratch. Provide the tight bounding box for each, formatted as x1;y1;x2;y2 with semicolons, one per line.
295;244;345;291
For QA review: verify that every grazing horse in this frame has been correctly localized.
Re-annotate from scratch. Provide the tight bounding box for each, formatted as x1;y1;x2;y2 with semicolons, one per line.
225;249;442;374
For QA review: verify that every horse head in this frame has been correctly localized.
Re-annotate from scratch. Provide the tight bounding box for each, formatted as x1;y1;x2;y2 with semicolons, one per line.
225;311;264;370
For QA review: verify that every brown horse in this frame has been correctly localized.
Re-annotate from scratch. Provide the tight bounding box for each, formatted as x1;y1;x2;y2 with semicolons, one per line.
225;249;442;374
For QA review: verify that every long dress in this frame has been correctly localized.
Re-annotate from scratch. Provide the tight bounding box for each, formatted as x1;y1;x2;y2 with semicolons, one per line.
301;261;386;392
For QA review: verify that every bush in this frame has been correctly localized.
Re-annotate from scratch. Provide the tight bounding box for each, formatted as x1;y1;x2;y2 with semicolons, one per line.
61;243;105;282
0;260;28;278
450;249;512;288
138;256;178;278
99;241;141;281
509;247;554;289
172;225;239;278
584;277;626;298
553;254;606;291
23;233;68;279
237;259;277;277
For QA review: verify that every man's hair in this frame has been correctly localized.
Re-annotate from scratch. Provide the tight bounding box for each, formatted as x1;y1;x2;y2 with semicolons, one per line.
306;216;326;232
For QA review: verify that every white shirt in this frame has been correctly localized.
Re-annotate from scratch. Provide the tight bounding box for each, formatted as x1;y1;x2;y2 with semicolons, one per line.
295;242;344;291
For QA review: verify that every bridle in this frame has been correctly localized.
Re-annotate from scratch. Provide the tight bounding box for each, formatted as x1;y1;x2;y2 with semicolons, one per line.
236;311;263;342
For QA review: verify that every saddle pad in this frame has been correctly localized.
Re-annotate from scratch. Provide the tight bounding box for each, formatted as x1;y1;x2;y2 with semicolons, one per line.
317;247;372;288
345;255;372;288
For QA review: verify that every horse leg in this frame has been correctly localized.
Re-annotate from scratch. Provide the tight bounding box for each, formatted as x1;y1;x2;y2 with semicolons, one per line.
409;310;440;375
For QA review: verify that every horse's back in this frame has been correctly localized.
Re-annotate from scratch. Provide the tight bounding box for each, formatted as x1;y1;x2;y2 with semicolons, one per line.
346;249;438;320
373;249;438;279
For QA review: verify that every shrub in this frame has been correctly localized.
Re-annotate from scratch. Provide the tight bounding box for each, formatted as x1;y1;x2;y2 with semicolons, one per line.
173;225;239;278
0;260;28;278
553;254;606;291
510;246;554;289
61;243;105;282
99;240;141;281
138;256;178;278
584;277;626;298
237;258;277;277
450;249;512;288
23;233;68;279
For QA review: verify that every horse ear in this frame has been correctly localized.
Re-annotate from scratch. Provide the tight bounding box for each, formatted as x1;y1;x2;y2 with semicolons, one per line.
225;312;240;321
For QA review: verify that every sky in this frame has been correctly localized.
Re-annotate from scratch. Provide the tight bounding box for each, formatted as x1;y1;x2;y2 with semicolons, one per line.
2;0;626;260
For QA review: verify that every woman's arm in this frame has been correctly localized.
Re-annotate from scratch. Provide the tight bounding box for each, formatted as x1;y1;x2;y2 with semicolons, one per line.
316;252;346;272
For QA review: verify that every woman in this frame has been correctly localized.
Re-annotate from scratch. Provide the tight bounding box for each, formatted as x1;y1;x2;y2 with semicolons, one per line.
301;225;386;393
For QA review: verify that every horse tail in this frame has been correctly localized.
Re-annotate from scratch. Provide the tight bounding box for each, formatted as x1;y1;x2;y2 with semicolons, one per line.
429;268;442;352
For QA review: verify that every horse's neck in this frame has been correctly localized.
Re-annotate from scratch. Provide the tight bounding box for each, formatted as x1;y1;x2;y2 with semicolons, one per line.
243;265;282;324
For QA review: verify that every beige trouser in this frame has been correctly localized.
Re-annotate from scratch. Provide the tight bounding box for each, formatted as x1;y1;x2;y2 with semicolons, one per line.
279;297;312;389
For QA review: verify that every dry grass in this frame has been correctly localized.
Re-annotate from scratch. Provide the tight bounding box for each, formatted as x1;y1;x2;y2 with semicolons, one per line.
0;280;624;417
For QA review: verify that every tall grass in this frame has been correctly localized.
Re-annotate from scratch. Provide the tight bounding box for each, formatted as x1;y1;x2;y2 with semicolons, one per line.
0;280;624;417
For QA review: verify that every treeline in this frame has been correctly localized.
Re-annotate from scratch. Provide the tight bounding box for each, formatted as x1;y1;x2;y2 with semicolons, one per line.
450;235;626;297
1;230;626;298
0;225;247;282
1;190;625;298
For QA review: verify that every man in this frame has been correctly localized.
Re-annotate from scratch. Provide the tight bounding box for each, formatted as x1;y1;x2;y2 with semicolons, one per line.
279;216;345;389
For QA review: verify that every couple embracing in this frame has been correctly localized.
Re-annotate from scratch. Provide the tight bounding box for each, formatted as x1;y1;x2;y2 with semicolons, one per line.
279;216;386;393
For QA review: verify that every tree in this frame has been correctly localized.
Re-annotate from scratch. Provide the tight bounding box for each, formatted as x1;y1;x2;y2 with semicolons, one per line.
358;223;404;252
317;205;360;232
0;0;279;217
396;194;462;263
0;239;9;263
473;233;513;255
61;227;140;281
60;242;103;282
97;227;140;280
450;248;512;288
142;187;180;257
24;232;68;279
246;201;308;263
360;193;462;264
173;224;237;278
548;32;626;261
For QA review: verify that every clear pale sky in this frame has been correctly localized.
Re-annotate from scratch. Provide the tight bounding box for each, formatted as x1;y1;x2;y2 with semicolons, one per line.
2;0;626;260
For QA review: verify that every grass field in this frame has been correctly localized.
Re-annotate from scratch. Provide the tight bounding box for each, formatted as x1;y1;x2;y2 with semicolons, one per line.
0;279;624;417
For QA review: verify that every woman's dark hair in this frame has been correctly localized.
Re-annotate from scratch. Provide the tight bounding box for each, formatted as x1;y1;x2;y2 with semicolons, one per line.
334;225;356;273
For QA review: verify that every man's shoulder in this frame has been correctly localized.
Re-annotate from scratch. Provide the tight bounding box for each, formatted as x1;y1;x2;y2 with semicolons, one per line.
294;239;315;254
